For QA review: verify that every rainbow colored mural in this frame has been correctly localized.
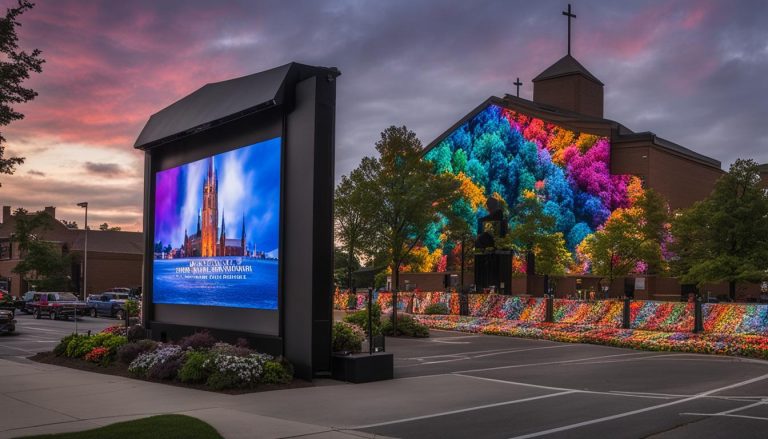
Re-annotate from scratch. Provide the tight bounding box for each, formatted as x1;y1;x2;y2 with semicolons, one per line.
422;104;643;272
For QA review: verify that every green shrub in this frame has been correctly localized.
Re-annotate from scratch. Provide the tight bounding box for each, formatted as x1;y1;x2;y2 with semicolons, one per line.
206;371;239;390
382;314;430;338
54;334;77;357
332;321;365;353
64;334;91;358
261;359;293;385
343;303;382;335
423;303;449;315
179;350;215;383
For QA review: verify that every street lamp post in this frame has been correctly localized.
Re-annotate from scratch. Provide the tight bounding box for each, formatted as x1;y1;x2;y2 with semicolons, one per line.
77;202;88;335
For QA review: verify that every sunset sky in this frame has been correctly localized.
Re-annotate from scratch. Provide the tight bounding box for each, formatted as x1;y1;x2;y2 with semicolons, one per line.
2;0;767;231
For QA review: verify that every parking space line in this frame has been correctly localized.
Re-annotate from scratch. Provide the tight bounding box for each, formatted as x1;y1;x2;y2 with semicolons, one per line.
453;373;677;400
398;345;576;366
453;351;652;374
350;390;576;430
507;372;768;439
399;345;570;361
680;413;768;422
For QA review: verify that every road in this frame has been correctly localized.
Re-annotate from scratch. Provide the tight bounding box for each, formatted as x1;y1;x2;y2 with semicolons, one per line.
0;313;115;358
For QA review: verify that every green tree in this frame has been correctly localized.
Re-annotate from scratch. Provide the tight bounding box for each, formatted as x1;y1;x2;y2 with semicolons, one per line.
358;126;459;329
10;209;72;291
583;189;669;296
334;169;374;291
0;0;44;185
502;195;558;294
333;247;361;290
671;159;768;300
534;232;572;294
99;222;121;231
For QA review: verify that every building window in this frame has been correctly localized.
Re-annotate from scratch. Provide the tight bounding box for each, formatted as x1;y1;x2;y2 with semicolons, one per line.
0;240;11;260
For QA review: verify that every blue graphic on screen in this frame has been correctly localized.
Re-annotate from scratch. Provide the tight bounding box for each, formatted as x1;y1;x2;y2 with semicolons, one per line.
153;137;280;310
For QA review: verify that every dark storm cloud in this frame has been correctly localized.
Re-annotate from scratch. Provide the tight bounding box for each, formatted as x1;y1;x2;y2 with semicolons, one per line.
2;0;768;230
84;161;131;177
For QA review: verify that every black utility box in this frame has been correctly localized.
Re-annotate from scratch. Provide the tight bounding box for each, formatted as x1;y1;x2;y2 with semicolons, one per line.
332;352;394;383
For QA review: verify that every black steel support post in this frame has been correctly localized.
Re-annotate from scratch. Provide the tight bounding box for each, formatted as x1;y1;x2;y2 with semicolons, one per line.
545;294;554;323
694;296;703;333
368;288;373;354
460;289;469;316
622;297;631;329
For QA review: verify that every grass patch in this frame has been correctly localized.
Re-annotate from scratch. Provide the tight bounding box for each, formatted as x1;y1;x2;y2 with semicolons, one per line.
17;415;222;439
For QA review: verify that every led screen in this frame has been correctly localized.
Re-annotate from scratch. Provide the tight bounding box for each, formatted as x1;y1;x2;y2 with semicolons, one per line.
424;104;643;273
153;137;281;309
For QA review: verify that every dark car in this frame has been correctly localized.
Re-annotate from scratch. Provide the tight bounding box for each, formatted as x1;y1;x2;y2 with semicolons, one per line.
19;291;37;314
0;291;15;317
0;309;15;333
27;292;88;320
87;292;130;319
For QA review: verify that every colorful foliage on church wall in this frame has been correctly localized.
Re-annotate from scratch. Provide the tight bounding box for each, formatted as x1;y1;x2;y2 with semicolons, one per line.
423;104;645;272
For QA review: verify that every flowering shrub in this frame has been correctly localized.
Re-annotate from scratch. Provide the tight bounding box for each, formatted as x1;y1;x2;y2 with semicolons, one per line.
62;333;127;359
178;331;217;351
332;321;365;353
117;339;157;364
101;326;127;336
128;344;183;378
203;353;273;390
85;346;110;364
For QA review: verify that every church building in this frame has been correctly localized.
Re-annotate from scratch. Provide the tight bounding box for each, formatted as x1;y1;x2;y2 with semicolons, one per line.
407;5;760;300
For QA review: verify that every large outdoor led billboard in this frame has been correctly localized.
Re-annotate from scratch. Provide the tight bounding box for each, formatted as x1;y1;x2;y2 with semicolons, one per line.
152;137;281;310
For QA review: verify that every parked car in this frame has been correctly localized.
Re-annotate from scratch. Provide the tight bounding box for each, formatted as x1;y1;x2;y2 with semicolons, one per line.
27;292;88;320
0;291;15;317
19;291;37;314
87;292;131;319
0;309;15;333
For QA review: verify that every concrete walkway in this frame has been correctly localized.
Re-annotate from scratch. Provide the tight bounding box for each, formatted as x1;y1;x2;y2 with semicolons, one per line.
0;357;393;439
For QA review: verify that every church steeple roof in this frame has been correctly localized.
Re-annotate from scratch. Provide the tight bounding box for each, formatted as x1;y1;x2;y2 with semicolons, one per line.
532;54;603;86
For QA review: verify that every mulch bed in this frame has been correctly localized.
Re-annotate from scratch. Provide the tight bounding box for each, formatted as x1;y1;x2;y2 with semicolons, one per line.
30;351;314;395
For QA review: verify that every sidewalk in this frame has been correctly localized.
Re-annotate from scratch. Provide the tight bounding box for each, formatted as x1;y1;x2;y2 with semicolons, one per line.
0;357;396;439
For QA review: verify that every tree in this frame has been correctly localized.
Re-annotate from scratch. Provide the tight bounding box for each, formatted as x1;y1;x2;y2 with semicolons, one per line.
99;222;121;231
333;247;361;290
533;232;572;294
671;159;768;300
60;220;78;229
358;126;459;330
10;209;72;291
334;169;374;291
582;189;669;296
502;192;558;294
0;0;44;185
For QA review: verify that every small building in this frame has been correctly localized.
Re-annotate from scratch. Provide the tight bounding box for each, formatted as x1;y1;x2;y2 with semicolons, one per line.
0;205;143;297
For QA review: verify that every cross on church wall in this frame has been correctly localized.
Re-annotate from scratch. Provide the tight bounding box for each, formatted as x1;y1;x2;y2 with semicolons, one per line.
514;77;522;97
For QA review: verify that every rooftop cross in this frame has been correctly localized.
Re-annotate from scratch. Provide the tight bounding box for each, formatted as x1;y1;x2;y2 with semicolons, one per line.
514;77;522;97
562;3;576;55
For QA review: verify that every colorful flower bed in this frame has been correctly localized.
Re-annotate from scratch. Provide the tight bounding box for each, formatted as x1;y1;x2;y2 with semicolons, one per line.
630;301;694;332
411;292;460;315
703;303;768;335
414;315;768;360
50;326;293;390
552;299;622;327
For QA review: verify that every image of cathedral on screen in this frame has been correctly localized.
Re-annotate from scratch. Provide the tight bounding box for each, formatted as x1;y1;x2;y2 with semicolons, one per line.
155;157;269;260
152;137;281;265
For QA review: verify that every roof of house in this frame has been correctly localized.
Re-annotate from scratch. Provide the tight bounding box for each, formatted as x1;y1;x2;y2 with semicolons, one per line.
423;95;721;170
532;54;604;86
134;62;340;150
70;230;144;254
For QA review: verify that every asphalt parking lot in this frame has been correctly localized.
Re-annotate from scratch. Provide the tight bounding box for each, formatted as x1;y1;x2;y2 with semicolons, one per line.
350;329;768;439
0;313;114;359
